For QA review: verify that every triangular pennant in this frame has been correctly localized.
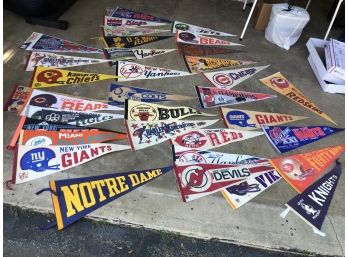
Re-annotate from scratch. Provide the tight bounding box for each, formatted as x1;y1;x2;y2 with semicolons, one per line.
30;67;122;88
260;72;336;124
126;119;219;150
270;145;344;193
221;108;308;130
172;21;235;36
107;7;171;23
104;16;168;27
125;99;215;121
20;32;103;54
4;85;32;112
102;25;170;37
177;43;244;56
176;30;243;46
263;125;344;153
184;55;255;73
115;61;193;81
24;51;110;71
104;48;176;60
13;143;131;184
48;166;172;229
170;128;264;150
102;35;172;48
108;84;195;106
203;65;270;88
196;86;276;108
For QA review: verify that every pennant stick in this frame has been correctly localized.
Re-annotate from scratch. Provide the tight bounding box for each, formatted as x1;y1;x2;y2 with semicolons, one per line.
280;207;291;218
313;228;326;237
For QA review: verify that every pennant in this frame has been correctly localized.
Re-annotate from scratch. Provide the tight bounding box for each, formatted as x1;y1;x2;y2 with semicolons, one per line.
221;108;308;130
20;32;103;54
115;61;192;82
177;43;244;56
176;30;243;46
13;143;131;184
172;21;235;36
174;162;275;202
24;51;110;71
104;48;176;60
126;119;219;150
102;35;172;48
30;67;121;88
203;65;270;89
26;106;123;126
102;25;170;37
107;7;171;23
125;99;215;121
196;86;276;108
46;166;172;230
108;84;195;106
263;125;344;153
4;85;32;112
270;145;344;193
104;16;168;27
171;128;264;150
184;56;255;73
260;72;336;124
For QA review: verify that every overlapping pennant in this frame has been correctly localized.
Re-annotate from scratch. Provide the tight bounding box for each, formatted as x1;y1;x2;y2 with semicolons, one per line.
177;43;244;56
106;6;171;23
101;25;170;37
172;21;235;36
4;85;32;112
176;30;243;46
102;35;172;48
104;16;168;27
104;48;176;60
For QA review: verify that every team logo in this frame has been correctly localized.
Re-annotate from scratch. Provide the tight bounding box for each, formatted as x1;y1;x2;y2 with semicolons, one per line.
225;181;260;196
299;201;319;217
25;136;53;146
130;104;157;121
29;94;58;107
111;87;137;101
45;113;61;122
226;111;256;128
269;127;298;145
178;151;206;163
280;158;315;180
175;23;190;31
120;64;143;78
175;131;207;148
36;70;64;84
212;73;233;86
35;37;62;50
181;166;212;192
179;32;197;42
270;77;289;89
20;148;60;172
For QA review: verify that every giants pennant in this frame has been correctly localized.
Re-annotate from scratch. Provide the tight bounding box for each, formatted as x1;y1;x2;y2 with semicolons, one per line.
270;145;344;193
20;32;103;54
13;143;131;184
104;48;176;60
4;85;32;112
101;25;170;37
196;86;276;109
260;72;336;124
177;43;244;57
172;21;235;36
104;16;168;27
221;108;308;130
106;7;171;23
45;166;172;230
102;35;172;48
126;119;219;150
176;30;243;46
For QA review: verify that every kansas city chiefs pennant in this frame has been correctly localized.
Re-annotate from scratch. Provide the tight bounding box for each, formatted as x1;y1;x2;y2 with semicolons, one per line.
203;65;270;89
20;32;103;54
45;166;172;230
196;86;276;108
177;43;244;56
104;48;176;60
4;85;32;112
13;143;131;184
260;72;336;124
172;21;235;36
221;108;308;130
108;84;195;106
107;7;171;23
102;25;170;37
125;99;215;121
176;30;243;46
126;119;219;150
171;128;264;150
102;35;172;48
263;125;344;153
270;144;344;193
104;16;168;27
116;61;192;82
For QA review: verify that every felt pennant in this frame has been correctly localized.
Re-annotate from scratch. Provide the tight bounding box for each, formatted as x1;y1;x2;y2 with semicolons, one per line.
107;7;171;23
104;48;176;60
260;72;336;124
177;43;244;56
102;35;172;48
176;30;243;46
172;21;235;36
101;25;170;37
104;16;168;27
4;85;32;112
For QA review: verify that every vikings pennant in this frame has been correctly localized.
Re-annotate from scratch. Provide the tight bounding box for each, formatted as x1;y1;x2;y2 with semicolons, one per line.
177;43;244;56
4;85;32;112
172;21;235;36
126;119;219;150
107;7;171;23
221;108;308;130
104;16;168;27
104;48;176;60
102;35;172;48
203;65;270;89
102;25;170;37
270;145;344;193
20;32;103;54
13;143;131;184
260;73;336;124
176;30;243;46
263;125;344;153
196;86;276;108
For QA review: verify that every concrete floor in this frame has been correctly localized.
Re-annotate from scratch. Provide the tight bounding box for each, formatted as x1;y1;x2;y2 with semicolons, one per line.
3;0;345;256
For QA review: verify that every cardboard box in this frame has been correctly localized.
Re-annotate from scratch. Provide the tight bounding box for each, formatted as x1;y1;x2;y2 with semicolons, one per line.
325;39;345;81
254;0;280;31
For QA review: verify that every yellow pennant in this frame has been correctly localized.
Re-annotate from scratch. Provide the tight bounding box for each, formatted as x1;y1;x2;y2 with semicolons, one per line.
260;72;336;124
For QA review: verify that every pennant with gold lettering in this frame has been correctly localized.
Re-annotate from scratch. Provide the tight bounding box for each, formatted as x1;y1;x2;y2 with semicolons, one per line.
102;35;172;48
176;30;243;46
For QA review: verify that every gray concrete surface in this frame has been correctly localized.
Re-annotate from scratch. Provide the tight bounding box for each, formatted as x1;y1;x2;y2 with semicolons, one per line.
3;0;345;256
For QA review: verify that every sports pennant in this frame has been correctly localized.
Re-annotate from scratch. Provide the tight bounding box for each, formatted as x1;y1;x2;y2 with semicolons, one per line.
263;125;344;153
125;99;215;121
45;166;172;230
104;48;176;60
26;106;123;126
177;43;244;56
108;84;195;106
176;30;242;46
221;108;308;130
203;65;270;89
20;32;103;54
102;35;172;48
174;162;275;202
102;25;170;37
116;61;193;82
270;145;344;193
260;73;336;124
196;86;276;108
104;16;168;27
172;21;235;36
30;67;122;88
4;85;32;112
13;143;131;184
25;51;110;71
184;56;255;73
107;7;171;23
171;128;264;150
126;119;219;150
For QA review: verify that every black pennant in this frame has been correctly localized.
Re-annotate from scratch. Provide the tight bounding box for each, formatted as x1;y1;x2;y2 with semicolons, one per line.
103;35;173;48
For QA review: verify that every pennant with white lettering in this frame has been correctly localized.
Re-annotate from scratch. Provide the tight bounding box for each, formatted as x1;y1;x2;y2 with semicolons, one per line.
4;85;32;112
176;30;243;46
263;125;344;153
107;7;171;23
102;25;170;37
172;21;235;36
13;143;131;184
177;43;244;56
102;35;172;48
104;48;176;60
221;108;308;130
196;86;276;108
104;16;168;27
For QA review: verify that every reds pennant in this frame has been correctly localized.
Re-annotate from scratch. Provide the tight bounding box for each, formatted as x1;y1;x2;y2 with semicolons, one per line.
176;30;243;46
172;21;235;36
102;35;172;48
101;25;170;37
106;7;171;23
104;48;176;60
104;16;168;27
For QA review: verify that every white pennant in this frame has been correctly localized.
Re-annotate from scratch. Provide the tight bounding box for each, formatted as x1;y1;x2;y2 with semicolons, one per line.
176;30;243;46
105;48;176;60
102;25;171;36
172;21;236;36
